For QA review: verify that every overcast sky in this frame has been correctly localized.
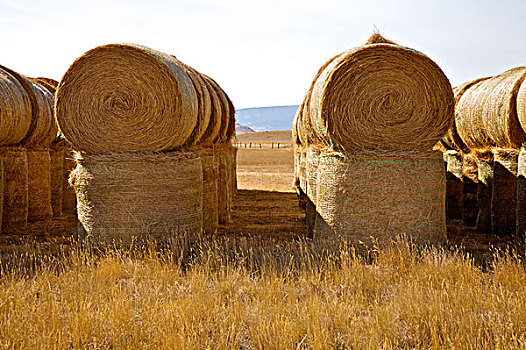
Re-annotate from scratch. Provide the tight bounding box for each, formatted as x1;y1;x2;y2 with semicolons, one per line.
1;0;525;109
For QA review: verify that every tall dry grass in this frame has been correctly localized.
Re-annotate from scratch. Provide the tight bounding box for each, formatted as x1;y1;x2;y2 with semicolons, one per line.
0;236;525;349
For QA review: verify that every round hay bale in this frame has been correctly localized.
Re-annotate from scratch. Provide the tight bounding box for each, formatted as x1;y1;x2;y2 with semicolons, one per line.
305;148;320;238
216;146;231;224
457;68;526;152
198;78;223;145
516;147;526;240
194;149;218;235
0;156;4;232
299;148;307;195
55;44;199;153
292;104;301;146
24;81;58;148
202;75;231;144
62;149;77;217
27;150;52;224
0;67;32;146
475;152;494;234
32;77;58;95
49;149;64;217
461;152;479;226
72;152;203;244
307;38;453;153
517;75;526;134
444;150;463;220
313;151;447;246
1;149;28;233
491;148;519;236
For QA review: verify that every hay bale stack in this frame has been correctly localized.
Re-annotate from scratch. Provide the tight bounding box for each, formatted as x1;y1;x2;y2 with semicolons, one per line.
194;149;219;235
26;150;52;224
305;148;320;238
72;152;203;244
306;38;453;154
216;147;231;224
1;149;28;234
476;152;494;234
0;156;4;231
444;150;463;220
314;151;446;246
461;153;479;226
516;147;526;240
24;81;57;148
55;44;199;153
49;138;68;217
0;67;32;146
456;68;526;153
491;149;519;236
62;150;77;217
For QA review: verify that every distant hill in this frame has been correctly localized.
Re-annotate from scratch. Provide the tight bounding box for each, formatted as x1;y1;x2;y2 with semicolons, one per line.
235;105;299;132
235;123;255;135
235;130;292;143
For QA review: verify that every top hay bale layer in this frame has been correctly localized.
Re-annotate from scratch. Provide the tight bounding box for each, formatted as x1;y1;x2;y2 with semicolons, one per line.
456;67;526;153
0;67;32;146
55;44;200;153
305;35;454;155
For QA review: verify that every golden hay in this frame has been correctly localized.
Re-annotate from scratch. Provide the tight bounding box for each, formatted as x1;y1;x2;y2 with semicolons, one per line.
0;67;32;146
314;150;447;246
491;148;519;236
456;67;526;152
198;78;223;145
305;148;321;238
306;35;453;154
49;149;64;217
26;150;52;223
517;147;526;239
55;44;199;153
194;148;219;235
461;152;479;226
62;149;77;217
216;147;231;224
72;151;203;245
32;77;58;95
517;76;526;134
202;75;233;144
1;149;28;233
25;81;58;148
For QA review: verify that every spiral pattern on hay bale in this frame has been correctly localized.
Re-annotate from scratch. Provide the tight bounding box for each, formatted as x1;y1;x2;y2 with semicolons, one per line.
55;44;199;153
306;43;453;153
1;149;28;233
456;67;526;152
27;150;52;223
313;151;447;246
0;67;32;146
72;152;203;244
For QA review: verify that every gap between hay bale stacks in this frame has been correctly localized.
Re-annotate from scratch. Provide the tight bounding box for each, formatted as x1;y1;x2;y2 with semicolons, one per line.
476;152;494;234
444;150;463;221
71;151;203;246
313;150;447;247
26;150;52;229
491;148;519;236
1;148;28;234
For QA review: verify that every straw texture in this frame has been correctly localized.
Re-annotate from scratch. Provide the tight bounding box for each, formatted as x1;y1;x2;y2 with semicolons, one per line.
0;67;32;146
1;149;28;234
0;156;3;232
517;77;526;135
27;150;52;223
32;77;58;95
516;147;526;239
461;152;479;226
313;151;447;246
25;81;57;148
476;153;494;234
307;40;453;153
62;150;77;217
49;149;64;217
305;148;320;238
491;149;519;236
55;44;199;153
194;149;218;234
203;75;233;144
216;146;231;224
72;152;203;244
299;149;307;194
444;150;463;220
456;68;526;152
199;79;223;145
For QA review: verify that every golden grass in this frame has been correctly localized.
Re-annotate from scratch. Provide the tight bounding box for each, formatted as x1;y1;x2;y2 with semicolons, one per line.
0;237;525;349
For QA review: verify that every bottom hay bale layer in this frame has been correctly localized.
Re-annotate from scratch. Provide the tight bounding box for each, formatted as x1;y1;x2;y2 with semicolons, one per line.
491;149;518;236
462;153;479;226
305;148;320;238
49;149;64;217
62;150;77;217
26;150;52;224
0;156;3;231
2;149;28;234
195;149;218;235
313;151;447;246
517;147;526;240
444;150;463;221
476;154;493;234
72;152;203;245
216;147;231;224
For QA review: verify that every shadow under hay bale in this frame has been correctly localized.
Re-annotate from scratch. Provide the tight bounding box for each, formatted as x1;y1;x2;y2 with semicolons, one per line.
313;151;447;247
1;149;28;234
72;152;203;245
517;147;526;241
462;153;479;226
476;153;494;234
491;149;519;236
195;149;218;235
26;150;52;226
444;150;463;221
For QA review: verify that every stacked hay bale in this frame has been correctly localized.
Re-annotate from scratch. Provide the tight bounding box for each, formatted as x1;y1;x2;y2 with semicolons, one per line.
55;44;235;245
294;33;453;246
513;77;526;240
456;67;526;236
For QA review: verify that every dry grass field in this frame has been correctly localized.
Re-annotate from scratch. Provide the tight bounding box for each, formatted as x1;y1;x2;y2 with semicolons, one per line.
0;130;525;348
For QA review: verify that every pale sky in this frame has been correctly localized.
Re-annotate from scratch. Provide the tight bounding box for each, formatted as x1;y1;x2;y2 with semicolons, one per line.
1;0;525;109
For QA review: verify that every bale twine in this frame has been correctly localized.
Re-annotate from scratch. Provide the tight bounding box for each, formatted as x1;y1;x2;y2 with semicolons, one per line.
313;151;447;246
476;152;494;234
194;149;218;235
0;67;32;146
216;147;231;224
72;152;203;244
461;152;479;226
62;149;77;217
1;149;28;234
55;44;199;153
457;68;526;152
49;148;64;217
491;148;519;236
305;148;320;238
307;36;453;154
26;150;52;224
444;150;463;220
516;147;526;240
